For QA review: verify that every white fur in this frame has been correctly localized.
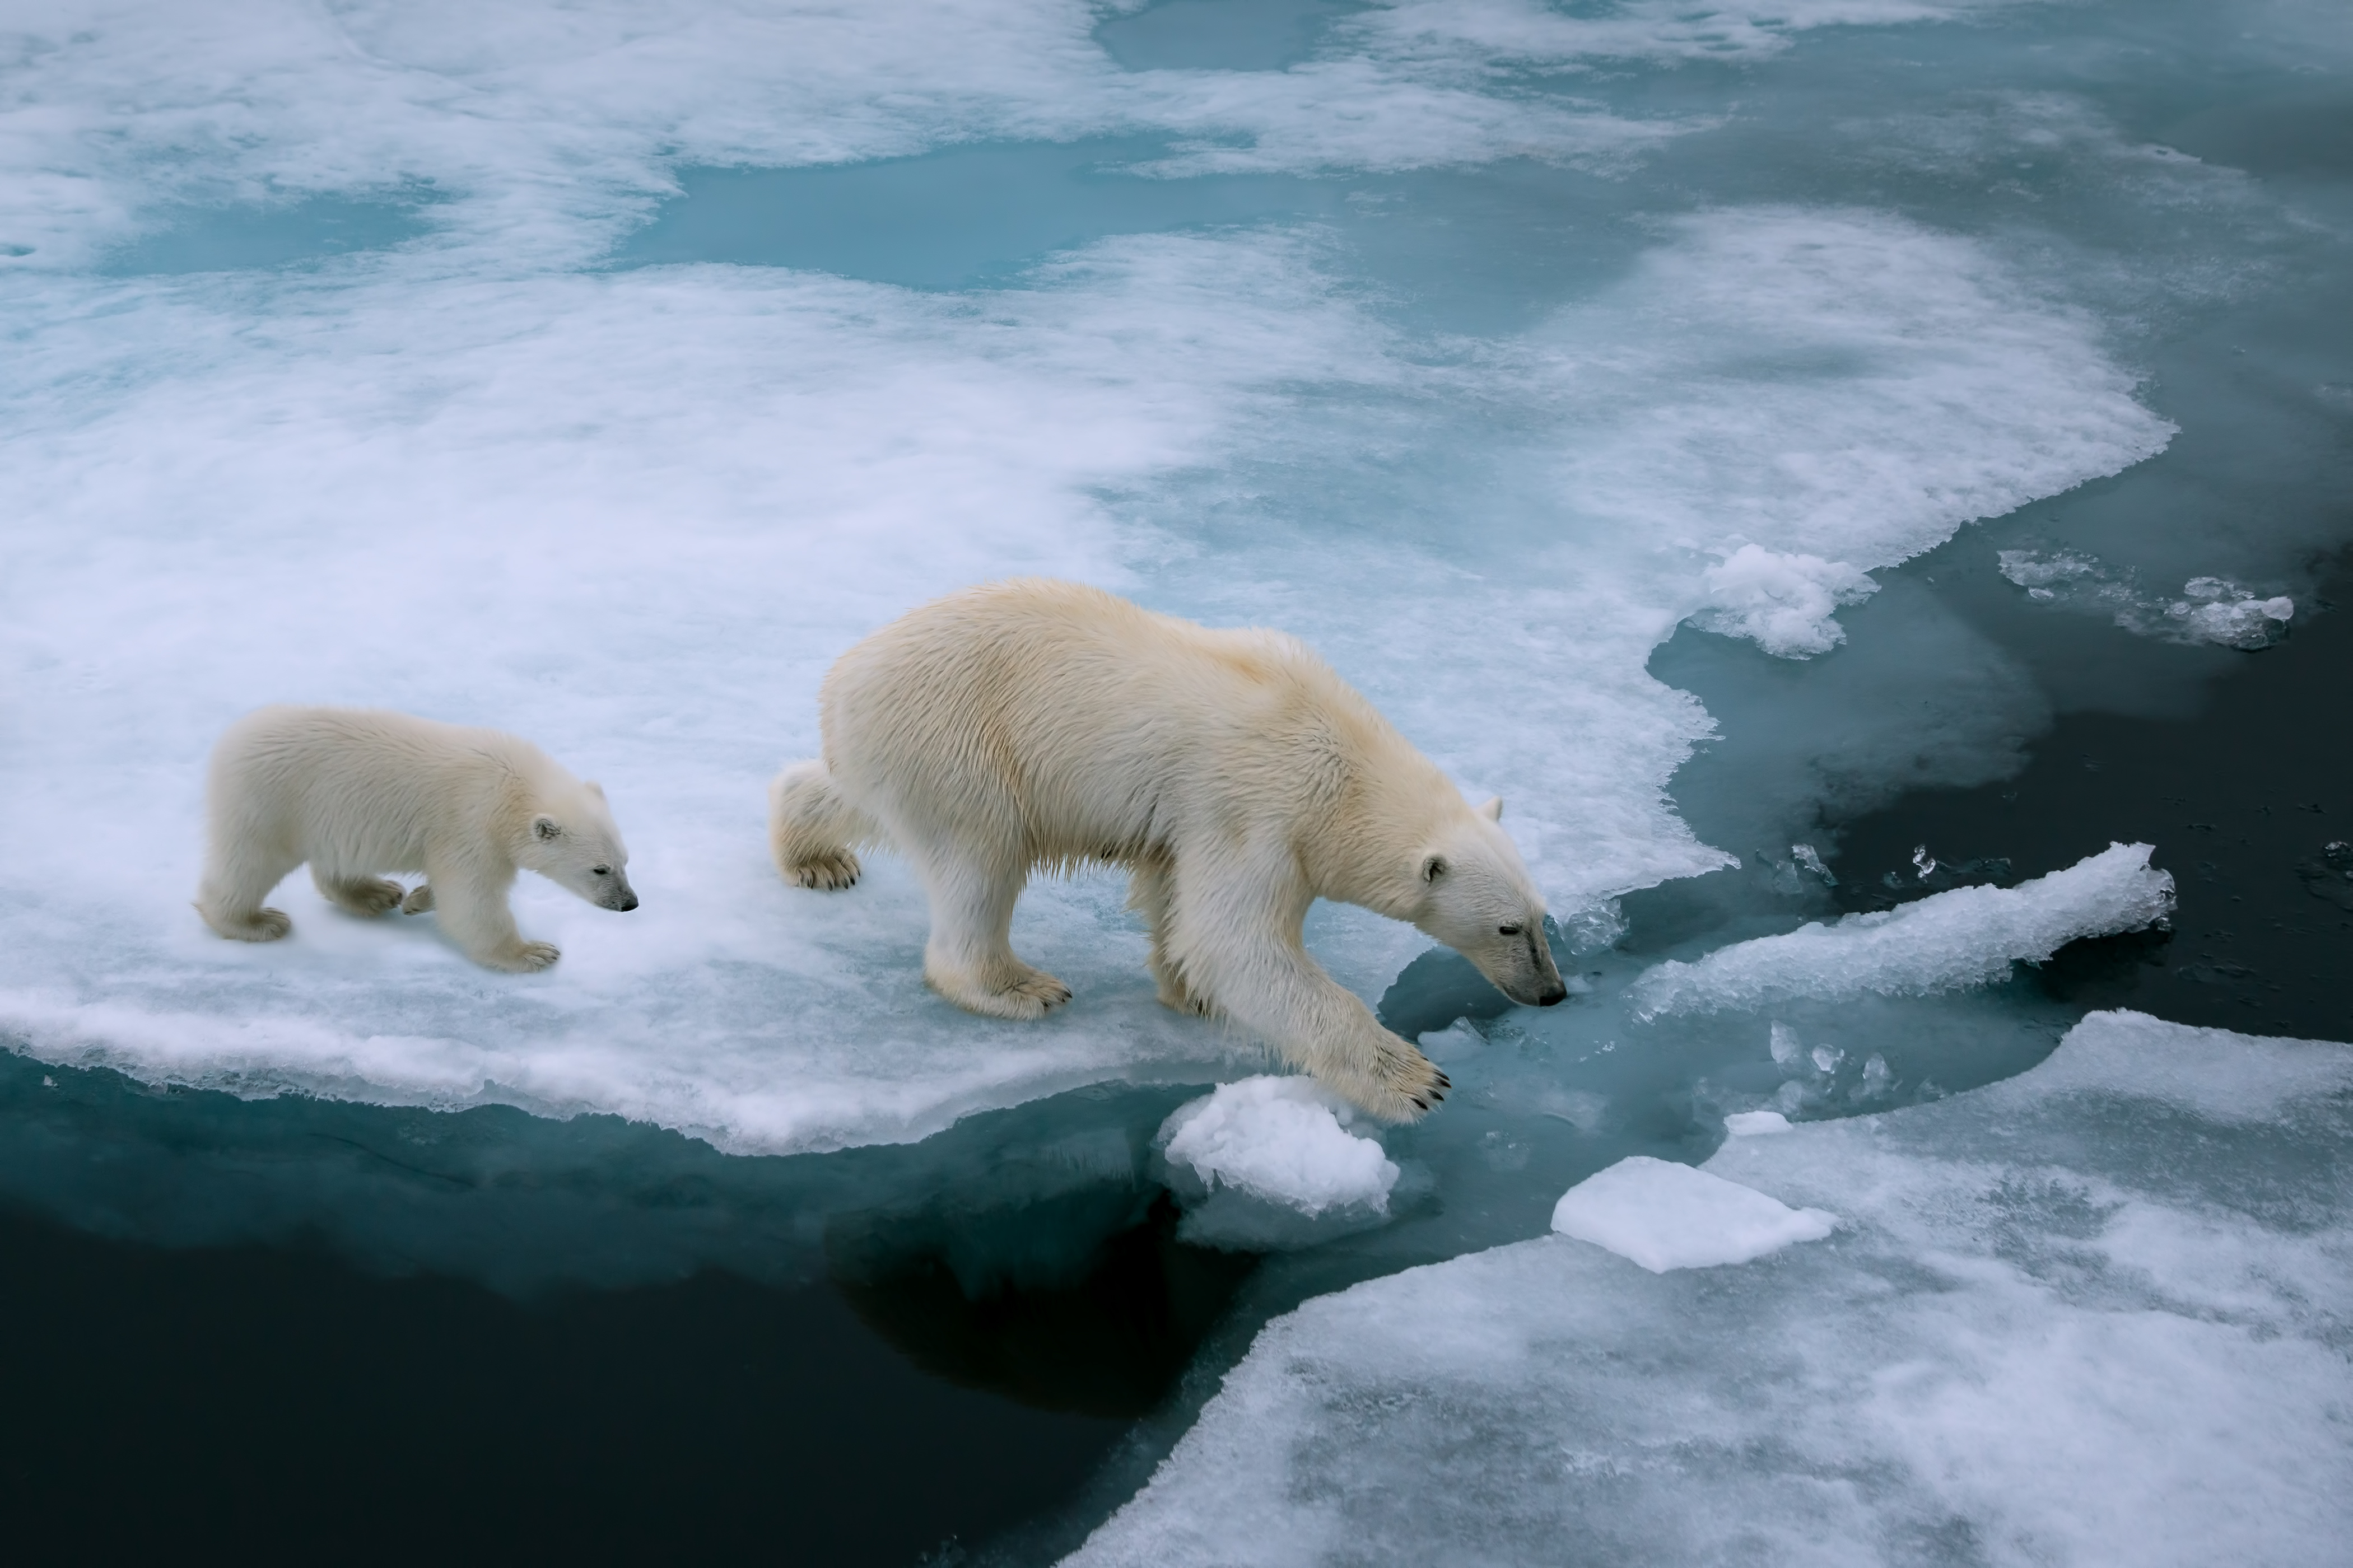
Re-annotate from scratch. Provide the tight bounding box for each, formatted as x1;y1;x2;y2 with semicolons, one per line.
770;580;1567;1121
196;706;637;972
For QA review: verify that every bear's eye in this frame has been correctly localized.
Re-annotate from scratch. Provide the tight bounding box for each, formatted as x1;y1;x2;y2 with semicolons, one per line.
1497;923;1522;937
592;866;611;876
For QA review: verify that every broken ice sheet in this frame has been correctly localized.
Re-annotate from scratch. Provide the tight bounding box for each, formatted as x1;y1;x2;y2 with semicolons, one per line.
1630;841;2174;1019
1068;1011;2353;1567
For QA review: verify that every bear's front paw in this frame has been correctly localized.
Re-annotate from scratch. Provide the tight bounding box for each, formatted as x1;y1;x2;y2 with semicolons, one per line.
400;884;435;915
225;906;292;942
1358;1043;1451;1123
481;940;561;973
788;851;861;891
930;965;1073;1020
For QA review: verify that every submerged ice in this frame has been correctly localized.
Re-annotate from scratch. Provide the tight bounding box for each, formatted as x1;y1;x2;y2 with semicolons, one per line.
1071;1012;2353;1566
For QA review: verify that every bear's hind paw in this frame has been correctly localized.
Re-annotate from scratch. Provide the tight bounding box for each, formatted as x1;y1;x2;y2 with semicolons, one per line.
788;852;861;891
400;884;435;915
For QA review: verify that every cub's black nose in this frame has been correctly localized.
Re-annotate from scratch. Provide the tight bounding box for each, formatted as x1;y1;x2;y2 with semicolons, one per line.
1537;984;1568;1007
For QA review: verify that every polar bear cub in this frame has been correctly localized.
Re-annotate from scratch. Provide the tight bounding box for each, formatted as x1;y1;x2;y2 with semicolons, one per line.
197;706;637;972
769;579;1567;1121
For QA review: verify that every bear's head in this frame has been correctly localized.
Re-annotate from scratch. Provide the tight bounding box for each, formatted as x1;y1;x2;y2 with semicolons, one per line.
520;781;639;913
1410;797;1567;1008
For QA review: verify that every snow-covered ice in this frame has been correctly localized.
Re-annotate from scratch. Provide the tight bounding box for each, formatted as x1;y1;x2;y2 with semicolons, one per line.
1630;842;2175;1019
1158;1077;1399;1218
1549;1155;1833;1272
1069;1011;2353;1566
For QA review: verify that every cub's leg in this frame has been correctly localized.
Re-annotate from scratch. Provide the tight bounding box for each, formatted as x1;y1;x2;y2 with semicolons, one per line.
312;867;406;917
911;843;1069;1019
1129;856;1206;1015
1164;847;1447;1122
195;838;300;942
769;760;868;890
425;857;557;973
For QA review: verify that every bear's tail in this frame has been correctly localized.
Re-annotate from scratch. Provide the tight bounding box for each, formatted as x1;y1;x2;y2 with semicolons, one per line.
768;760;874;891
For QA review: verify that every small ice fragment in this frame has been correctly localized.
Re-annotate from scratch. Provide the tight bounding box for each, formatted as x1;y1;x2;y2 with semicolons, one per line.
1769;1020;1801;1067
1860;1053;1892;1098
1723;1110;1793;1136
1158;1076;1400;1217
2259;596;2294;622
1418;1019;1485;1060
1913;844;1937;879
1539;1089;1609;1132
41;1075;55;1088
1791;843;1835;885
1773;1080;1805;1113
1810;1043;1843;1074
1550;1156;1835;1272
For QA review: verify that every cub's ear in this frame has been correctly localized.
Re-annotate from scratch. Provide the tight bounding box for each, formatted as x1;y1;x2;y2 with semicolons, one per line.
533;815;562;841
1479;796;1504;823
585;781;605;799
1422;855;1447;883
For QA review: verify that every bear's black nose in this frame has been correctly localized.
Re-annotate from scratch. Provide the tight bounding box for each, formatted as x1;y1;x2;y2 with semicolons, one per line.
619;893;640;912
1537;983;1568;1007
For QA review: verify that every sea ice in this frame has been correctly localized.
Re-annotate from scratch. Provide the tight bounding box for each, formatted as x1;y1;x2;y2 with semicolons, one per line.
1068;1011;2353;1566
1630;842;2174;1018
1723;1109;1793;1135
1549;1155;1833;1271
0;1;2178;1156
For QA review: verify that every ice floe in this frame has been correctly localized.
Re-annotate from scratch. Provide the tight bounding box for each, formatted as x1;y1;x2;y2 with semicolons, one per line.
1549;1155;1833;1272
1068;1011;2353;1566
1630;842;2175;1018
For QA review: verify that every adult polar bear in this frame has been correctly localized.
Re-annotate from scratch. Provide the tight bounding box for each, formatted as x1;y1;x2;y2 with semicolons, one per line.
770;580;1567;1121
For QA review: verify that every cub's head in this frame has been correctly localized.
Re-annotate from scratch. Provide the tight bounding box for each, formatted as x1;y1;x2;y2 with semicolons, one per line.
520;781;639;913
1410;797;1567;1008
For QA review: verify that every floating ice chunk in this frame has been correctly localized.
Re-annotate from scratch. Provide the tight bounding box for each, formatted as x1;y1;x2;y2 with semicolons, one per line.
1415;1020;1485;1061
1998;550;2295;648
1551;1156;1834;1272
1071;1012;2353;1567
1157;1076;1399;1218
1768;1020;1801;1066
1789;843;1834;884
1723;1109;1793;1135
1630;841;2174;1018
1690;544;1877;657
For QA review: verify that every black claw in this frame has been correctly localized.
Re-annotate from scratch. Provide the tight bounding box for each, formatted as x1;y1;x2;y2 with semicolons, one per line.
1410;1096;1428;1111
1435;1072;1451;1089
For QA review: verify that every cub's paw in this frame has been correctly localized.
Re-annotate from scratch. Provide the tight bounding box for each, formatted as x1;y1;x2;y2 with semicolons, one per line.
788;851;861;891
232;906;293;942
400;884;435;915
481;941;561;973
329;877;405;917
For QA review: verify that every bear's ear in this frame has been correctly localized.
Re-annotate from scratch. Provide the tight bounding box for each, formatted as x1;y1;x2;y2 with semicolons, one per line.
533;815;562;841
1422;855;1447;883
585;781;605;799
1479;796;1504;823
